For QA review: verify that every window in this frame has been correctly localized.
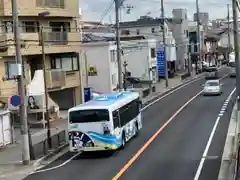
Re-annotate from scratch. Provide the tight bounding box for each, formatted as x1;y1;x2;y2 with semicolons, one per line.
136;29;140;35
51;56;79;71
69;109;109;123
121;30;130;35
151;28;155;33
206;81;219;87
112;110;120;128
119;99;140;126
61;57;72;71
22;21;36;33
112;73;117;85
2;21;13;33
72;57;78;70
4;62;18;79
186;30;189;37
151;48;156;58
110;50;116;62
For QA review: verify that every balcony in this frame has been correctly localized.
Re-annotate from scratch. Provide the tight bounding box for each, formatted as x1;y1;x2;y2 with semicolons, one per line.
0;80;17;98
45;69;80;90
0;31;81;56
43;31;68;45
45;69;66;89
0;0;79;17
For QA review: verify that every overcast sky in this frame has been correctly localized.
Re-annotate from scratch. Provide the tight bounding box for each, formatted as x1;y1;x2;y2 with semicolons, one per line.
80;0;232;23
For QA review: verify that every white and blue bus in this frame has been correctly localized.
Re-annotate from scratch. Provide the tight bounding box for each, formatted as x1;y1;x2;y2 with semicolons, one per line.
68;91;142;152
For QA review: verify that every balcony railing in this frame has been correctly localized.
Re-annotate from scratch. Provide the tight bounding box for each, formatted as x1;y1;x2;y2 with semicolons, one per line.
36;0;64;8
43;32;68;45
45;69;65;89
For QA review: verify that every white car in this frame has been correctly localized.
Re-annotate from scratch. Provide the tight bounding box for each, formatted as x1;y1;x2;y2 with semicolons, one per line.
203;80;222;95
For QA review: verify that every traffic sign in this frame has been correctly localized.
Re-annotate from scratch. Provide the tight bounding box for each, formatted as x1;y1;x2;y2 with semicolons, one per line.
10;95;21;107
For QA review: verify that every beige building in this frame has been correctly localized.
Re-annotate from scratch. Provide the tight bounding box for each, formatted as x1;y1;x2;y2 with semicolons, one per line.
0;0;84;110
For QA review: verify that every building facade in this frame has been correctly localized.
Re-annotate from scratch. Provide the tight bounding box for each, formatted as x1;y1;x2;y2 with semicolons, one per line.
171;9;189;71
118;15;182;70
0;0;83;110
193;12;209;25
188;21;205;62
82;41;118;93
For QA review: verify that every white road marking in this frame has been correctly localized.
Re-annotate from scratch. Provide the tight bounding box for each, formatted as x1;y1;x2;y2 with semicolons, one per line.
193;87;236;180
32;151;82;174
31;71;230;174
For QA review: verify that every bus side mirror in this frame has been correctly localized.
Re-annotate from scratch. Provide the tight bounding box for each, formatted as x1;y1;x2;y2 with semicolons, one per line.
138;100;142;108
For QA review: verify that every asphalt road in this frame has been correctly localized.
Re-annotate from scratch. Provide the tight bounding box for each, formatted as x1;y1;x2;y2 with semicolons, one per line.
23;68;235;180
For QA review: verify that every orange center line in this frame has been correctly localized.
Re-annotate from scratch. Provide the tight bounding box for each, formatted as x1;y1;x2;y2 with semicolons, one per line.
112;90;203;180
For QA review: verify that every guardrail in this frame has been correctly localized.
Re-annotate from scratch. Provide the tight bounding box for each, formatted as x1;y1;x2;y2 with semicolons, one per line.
218;101;238;180
30;130;67;160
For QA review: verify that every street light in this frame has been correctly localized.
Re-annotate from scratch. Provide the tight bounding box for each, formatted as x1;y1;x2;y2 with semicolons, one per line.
38;11;52;149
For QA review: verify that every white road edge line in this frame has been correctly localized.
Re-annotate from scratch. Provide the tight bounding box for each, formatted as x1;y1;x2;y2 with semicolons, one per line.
32;72;229;174
141;76;203;111
193;87;236;180
31;152;82;174
142;73;229;111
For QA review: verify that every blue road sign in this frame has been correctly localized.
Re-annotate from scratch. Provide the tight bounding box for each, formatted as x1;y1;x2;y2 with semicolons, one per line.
10;95;21;106
157;47;165;77
84;87;92;102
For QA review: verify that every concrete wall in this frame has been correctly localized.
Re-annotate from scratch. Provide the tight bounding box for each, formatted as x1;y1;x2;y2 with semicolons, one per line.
172;9;189;71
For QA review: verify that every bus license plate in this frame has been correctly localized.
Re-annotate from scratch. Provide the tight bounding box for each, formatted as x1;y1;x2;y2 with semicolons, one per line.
74;137;83;148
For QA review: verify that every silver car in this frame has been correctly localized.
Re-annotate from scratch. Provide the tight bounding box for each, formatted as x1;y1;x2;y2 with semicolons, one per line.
203;80;222;95
229;68;236;77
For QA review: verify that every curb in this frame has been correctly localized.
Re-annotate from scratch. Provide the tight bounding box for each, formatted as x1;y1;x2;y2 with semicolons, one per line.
218;102;238;180
33;143;69;169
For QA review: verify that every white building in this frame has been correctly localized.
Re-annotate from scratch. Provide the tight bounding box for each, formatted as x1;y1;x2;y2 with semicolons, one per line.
82;41;118;93
121;39;157;83
188;21;205;52
82;38;161;93
118;16;183;69
218;31;234;48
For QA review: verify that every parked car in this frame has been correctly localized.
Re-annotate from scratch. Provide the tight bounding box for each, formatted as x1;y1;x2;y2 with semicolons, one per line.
202;79;222;96
229;68;236;78
205;66;218;79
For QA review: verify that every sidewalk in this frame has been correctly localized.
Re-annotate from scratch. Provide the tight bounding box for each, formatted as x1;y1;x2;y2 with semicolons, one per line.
0;112;68;179
0;73;204;180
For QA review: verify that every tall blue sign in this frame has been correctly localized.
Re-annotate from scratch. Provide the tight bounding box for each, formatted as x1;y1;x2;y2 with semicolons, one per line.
157;47;165;77
84;88;92;102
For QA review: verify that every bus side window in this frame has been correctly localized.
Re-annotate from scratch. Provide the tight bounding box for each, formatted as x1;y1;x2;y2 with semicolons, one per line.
113;110;120;128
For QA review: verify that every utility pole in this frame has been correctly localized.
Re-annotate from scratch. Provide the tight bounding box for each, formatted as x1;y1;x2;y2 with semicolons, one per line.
196;0;202;69
232;0;240;130
40;25;52;148
115;0;123;90
161;0;168;87
123;61;127;90
11;0;30;165
227;4;231;61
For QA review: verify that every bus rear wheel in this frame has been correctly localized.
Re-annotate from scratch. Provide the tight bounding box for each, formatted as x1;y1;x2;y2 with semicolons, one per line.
120;132;126;149
135;122;139;136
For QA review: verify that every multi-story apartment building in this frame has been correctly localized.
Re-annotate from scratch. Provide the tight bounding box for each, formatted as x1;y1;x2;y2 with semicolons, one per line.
0;0;83;110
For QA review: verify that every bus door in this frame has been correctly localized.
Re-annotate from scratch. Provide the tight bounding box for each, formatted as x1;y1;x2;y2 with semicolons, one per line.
112;110;122;139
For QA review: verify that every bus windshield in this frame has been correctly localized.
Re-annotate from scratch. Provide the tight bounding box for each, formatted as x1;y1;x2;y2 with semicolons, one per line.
69;109;109;123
